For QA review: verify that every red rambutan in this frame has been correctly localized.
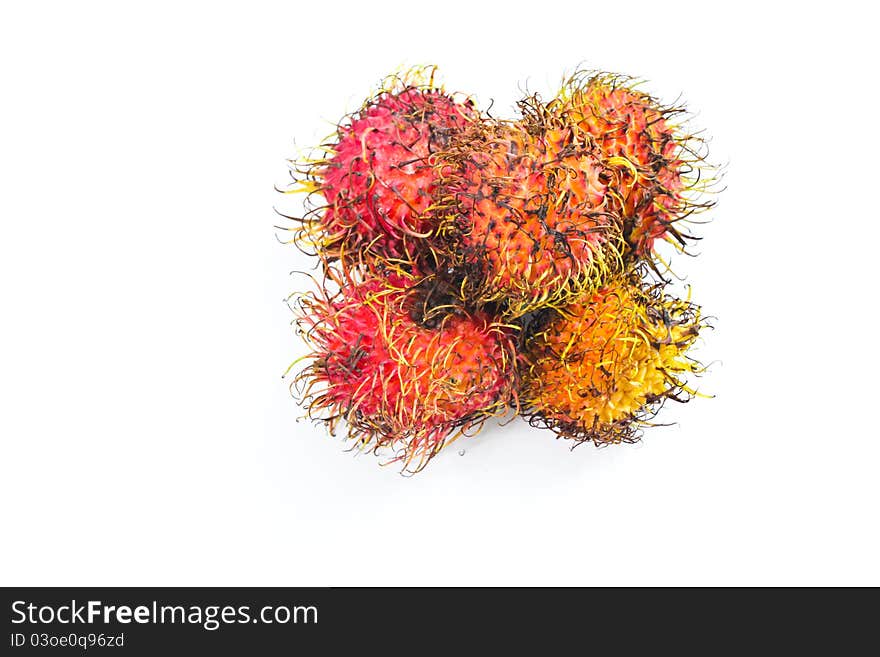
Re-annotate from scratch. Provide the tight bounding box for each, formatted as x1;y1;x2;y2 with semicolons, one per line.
290;264;517;472
285;67;477;265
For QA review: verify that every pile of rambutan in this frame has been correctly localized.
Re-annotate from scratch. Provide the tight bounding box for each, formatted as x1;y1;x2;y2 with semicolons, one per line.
279;66;718;473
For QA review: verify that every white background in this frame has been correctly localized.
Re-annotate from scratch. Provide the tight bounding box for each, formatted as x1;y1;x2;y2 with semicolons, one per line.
2;1;878;586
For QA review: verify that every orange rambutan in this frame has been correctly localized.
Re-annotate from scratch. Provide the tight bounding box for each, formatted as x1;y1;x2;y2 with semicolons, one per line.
290;264;517;471
431;119;625;317
545;71;714;259
518;274;705;444
283;67;477;265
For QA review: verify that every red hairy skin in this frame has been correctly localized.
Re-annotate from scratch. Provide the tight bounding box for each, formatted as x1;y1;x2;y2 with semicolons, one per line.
292;265;517;472
289;73;478;266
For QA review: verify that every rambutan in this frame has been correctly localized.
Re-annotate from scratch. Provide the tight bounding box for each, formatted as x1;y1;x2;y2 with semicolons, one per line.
545;71;714;259
518;275;705;445
285;67;477;265
282;66;720;471
291;265;517;472
432;119;625;317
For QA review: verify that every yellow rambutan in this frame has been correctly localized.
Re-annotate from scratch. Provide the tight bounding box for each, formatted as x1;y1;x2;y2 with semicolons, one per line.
518;274;705;444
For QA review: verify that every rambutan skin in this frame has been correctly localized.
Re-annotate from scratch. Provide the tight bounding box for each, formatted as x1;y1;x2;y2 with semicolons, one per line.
545;72;714;259
292;70;477;265
432;120;625;317
292;265;517;471
518;275;705;445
